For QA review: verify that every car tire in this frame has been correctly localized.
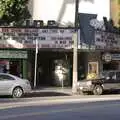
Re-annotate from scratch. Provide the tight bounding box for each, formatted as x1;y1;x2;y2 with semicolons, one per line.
93;85;103;95
12;87;24;98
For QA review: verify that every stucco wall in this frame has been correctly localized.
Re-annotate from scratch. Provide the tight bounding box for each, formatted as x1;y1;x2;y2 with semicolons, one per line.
29;0;110;26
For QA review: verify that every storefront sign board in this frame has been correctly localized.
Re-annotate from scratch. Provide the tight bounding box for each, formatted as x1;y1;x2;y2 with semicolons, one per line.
0;28;77;49
0;50;27;59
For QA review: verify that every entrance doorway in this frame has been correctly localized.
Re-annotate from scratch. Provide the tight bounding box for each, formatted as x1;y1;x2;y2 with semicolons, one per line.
36;51;71;87
0;60;9;73
0;60;22;77
9;61;22;77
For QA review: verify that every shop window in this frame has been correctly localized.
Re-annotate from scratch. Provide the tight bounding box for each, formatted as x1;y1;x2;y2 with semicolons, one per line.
116;72;120;79
103;62;119;71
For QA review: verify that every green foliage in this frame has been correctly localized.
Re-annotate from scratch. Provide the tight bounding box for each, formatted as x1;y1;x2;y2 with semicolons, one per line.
0;0;31;25
118;0;120;4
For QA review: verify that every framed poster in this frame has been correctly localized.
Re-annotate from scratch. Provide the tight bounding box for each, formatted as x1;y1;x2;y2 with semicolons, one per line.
88;62;98;75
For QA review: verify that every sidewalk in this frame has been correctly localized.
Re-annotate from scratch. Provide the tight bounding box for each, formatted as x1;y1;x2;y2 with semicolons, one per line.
1;87;120;110
31;87;72;97
0;87;72;104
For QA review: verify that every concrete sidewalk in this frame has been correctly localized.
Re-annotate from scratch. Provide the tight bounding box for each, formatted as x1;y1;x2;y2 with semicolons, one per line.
0;87;72;104
1;87;120;110
23;87;73;98
31;87;72;95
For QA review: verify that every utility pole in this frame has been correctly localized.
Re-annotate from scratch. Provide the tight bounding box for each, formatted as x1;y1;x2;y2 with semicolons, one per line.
75;0;79;28
34;39;38;88
72;0;79;94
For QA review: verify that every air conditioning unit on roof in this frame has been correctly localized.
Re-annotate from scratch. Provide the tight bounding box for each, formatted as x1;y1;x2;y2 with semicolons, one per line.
47;20;58;27
33;20;44;27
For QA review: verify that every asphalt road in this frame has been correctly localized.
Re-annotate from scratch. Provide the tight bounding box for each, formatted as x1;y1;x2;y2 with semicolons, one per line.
0;100;120;120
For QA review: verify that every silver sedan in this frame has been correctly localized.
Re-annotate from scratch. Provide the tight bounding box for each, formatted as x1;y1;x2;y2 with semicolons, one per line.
0;73;31;98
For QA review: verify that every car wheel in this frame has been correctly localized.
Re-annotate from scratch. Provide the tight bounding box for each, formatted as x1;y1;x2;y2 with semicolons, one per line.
93;85;103;95
12;87;24;98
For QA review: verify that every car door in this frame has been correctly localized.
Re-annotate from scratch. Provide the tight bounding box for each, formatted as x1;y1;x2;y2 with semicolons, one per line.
102;71;116;90
114;71;120;90
0;74;15;95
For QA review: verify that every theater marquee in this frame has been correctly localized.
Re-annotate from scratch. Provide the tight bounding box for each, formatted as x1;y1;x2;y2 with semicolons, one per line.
95;31;120;50
0;28;77;49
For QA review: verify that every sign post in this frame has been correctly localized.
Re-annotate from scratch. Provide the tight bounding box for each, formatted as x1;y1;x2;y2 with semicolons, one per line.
72;0;79;94
72;32;78;94
34;39;38;88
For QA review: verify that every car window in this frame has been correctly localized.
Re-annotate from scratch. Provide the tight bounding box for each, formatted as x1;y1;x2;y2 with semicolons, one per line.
116;72;120;80
108;72;115;78
100;71;109;78
0;74;15;81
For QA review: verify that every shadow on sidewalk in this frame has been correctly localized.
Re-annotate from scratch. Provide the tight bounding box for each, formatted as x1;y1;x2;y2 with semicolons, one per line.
0;91;71;102
0;88;72;99
24;91;71;98
0;89;120;99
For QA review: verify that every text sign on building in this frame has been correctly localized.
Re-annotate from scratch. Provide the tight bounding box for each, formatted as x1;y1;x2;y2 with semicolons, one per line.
102;53;120;61
0;28;76;49
0;50;28;59
112;54;120;61
95;31;120;50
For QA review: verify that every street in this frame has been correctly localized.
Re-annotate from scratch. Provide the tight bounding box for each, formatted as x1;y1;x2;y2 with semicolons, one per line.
0;100;120;120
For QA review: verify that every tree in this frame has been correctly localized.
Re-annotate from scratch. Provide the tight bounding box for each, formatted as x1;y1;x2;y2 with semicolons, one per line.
0;0;31;25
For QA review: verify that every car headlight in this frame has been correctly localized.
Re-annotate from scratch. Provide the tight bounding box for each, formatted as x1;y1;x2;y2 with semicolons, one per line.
86;81;92;86
24;80;30;85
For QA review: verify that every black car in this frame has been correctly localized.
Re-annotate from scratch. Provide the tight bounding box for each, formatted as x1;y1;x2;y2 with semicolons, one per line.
77;70;120;95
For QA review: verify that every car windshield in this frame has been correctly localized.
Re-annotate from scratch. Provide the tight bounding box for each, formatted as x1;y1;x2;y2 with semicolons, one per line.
10;74;22;80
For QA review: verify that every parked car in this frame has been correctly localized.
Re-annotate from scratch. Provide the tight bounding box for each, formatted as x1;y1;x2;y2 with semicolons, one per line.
77;70;120;95
0;73;31;98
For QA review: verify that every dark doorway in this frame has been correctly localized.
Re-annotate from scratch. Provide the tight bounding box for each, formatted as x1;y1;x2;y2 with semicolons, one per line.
36;51;71;87
103;62;119;71
9;61;22;77
36;52;57;87
37;58;53;86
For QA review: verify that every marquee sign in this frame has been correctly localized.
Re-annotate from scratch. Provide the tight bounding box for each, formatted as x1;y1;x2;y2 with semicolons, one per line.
95;31;120;50
0;28;76;49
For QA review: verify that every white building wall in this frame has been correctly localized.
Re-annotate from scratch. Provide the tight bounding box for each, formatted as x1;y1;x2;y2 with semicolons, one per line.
30;0;110;26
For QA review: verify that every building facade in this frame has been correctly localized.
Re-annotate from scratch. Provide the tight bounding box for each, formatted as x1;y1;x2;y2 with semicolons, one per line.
0;27;82;87
0;0;113;88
